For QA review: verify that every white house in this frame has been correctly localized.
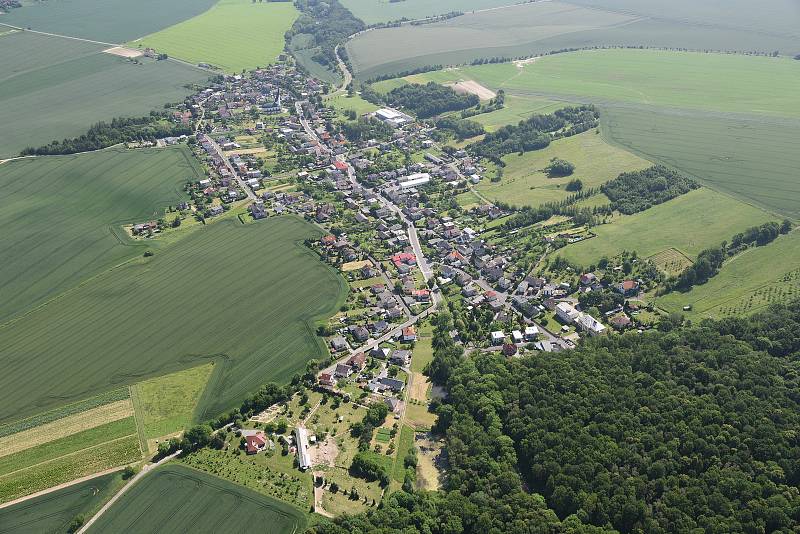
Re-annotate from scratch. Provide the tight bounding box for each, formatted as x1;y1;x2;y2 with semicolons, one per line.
556;302;580;324
524;325;539;341
490;331;505;345
511;330;523;344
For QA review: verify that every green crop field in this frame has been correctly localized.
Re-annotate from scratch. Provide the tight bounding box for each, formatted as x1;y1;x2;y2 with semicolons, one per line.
0;147;201;322
348;1;800;80
560;188;776;267
0;216;346;425
341;0;514;25
475;130;650;208
657;230;800;319
0;33;209;157
0;472;125;534
132;0;298;73
0;0;216;43
87;465;308;533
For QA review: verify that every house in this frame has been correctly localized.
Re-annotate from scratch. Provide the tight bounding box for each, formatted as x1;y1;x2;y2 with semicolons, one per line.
250;201;267;219
577;314;607;336
244;431;268;455
610;314;632;330
378;377;405;392
615;280;640;296
511;330;524;344
330;337;348;352
402;326;417;342
349;325;370;342
334;363;353;378
208;205;224;217
524;326;539;341
319;372;336;387
295;427;312;471
412;289;431;302
385;397;403;413
346;353;366;371
490;331;505;345
390;349;411;366
370;347;391;360
556;302;581;324
580;273;597;286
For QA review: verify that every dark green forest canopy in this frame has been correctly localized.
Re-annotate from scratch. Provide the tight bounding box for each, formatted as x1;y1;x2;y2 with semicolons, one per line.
315;303;800;533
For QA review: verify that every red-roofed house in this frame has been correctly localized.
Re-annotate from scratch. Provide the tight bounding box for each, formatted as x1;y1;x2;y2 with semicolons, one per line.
412;289;431;302
333;160;349;172
402;326;417;342
319;372;336;387
347;353;366;370
246;432;268;454
391;253;417;269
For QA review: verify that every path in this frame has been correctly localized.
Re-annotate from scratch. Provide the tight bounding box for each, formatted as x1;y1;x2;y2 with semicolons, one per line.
75;451;182;534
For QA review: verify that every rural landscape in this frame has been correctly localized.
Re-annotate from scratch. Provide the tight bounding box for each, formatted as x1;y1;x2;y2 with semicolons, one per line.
1;0;799;532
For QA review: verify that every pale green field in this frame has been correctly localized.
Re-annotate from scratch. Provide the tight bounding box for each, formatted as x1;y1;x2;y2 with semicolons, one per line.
475;131;650;208
340;0;516;24
560;188;776;266
658;230;800;319
472;95;565;132
132;0;298;73
327;92;379;119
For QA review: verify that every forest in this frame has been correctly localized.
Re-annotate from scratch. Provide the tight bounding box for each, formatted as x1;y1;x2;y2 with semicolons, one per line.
468;106;599;162
384;82;479;119
291;0;365;71
600;166;699;215
20;114;192;155
314;303;800;533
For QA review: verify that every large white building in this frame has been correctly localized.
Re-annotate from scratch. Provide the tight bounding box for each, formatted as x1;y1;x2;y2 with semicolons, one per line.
374;107;411;128
294;427;312;471
398;172;431;189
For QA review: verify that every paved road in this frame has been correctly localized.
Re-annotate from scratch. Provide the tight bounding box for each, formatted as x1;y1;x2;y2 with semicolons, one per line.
199;133;257;201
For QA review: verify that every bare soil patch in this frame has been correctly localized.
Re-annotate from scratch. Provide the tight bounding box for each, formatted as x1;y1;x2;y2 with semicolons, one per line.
446;80;496;100
103;46;143;58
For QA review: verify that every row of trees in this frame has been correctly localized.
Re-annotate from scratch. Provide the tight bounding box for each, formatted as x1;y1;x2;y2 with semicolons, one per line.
600;165;699;214
20;113;192;155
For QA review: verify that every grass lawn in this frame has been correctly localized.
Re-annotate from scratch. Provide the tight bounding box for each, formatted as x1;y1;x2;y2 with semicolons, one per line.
327;93;379;119
391;425;415;483
560;188;775;267
0;471;126;534
0;33;209;157
86;464;307;533
475;130;650;208
405;403;437;432
130;363;215;443
657;230;800;319
132;0;298;73
411;322;433;374
0;147;202;322
0;216;347;425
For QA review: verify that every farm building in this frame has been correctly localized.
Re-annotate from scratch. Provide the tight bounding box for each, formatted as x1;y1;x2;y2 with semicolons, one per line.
294;427;312;471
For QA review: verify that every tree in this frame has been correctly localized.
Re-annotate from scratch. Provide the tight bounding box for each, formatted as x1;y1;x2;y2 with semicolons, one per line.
67;516;85;534
545;158;575;177
183;424;212;450
122;465;137;479
565;178;583;191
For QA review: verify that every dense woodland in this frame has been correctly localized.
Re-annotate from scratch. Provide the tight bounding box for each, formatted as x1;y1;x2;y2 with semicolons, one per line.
315;304;800;533
384;82;479;119
20;114;192;155
601;166;699;215
435;117;485;141
469;106;599;162
291;0;365;72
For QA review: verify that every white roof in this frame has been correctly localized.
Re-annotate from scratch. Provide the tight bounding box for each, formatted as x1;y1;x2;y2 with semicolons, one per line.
525;326;539;335
491;331;505;339
512;330;523;339
294;427;312;470
376;108;402;120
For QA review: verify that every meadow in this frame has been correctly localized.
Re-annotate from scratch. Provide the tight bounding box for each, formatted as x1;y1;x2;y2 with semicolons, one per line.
0;0;216;43
0;147;202;322
475;130;650;207
657;231;800;319
340;0;515;25
560;188;775;267
0;472;125;534
132;0;298;73
0;216;347;425
86;465;308;533
0;33;209;157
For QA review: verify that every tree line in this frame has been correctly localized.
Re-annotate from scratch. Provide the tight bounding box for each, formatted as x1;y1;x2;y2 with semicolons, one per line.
600;166;699;215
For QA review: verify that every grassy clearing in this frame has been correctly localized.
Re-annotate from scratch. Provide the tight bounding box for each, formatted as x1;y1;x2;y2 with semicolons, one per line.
657;231;800;319
0;217;346;425
0;400;134;459
327;93;379;119
405;404;437;432
0;147;202;322
411;323;433;374
561;188;775;267
86;464;307;533
475;130;650;208
391;425;415;483
130;364;215;442
471;95;565;132
0;418;136;477
0;34;208;157
0;471;125;534
0;0;216;42
133;0;298;73
0;436;141;503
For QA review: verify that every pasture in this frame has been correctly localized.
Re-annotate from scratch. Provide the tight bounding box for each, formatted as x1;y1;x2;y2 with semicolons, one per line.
0;33;208;157
0;147;202;323
0;216;347;425
475;130;650;207
0;472;124;534
133;0;298;73
560;188;775;267
86;465;308;533
0;0;216;43
657;231;800;319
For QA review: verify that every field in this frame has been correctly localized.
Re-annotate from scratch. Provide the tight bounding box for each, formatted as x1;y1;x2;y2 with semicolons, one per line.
130;364;215;445
475;130;650;207
0;0;216;43
0;390;142;503
560;188;775;267
0;147;202;322
0;472;125;534
132;0;298;73
0;32;209;157
348;1;800;80
340;0;515;25
0;216;347;425
86;465;307;533
657;231;800;319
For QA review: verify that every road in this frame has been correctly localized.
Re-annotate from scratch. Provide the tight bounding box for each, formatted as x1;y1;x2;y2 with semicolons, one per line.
199;133;257;201
76;451;182;534
296;101;329;155
330;45;352;97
